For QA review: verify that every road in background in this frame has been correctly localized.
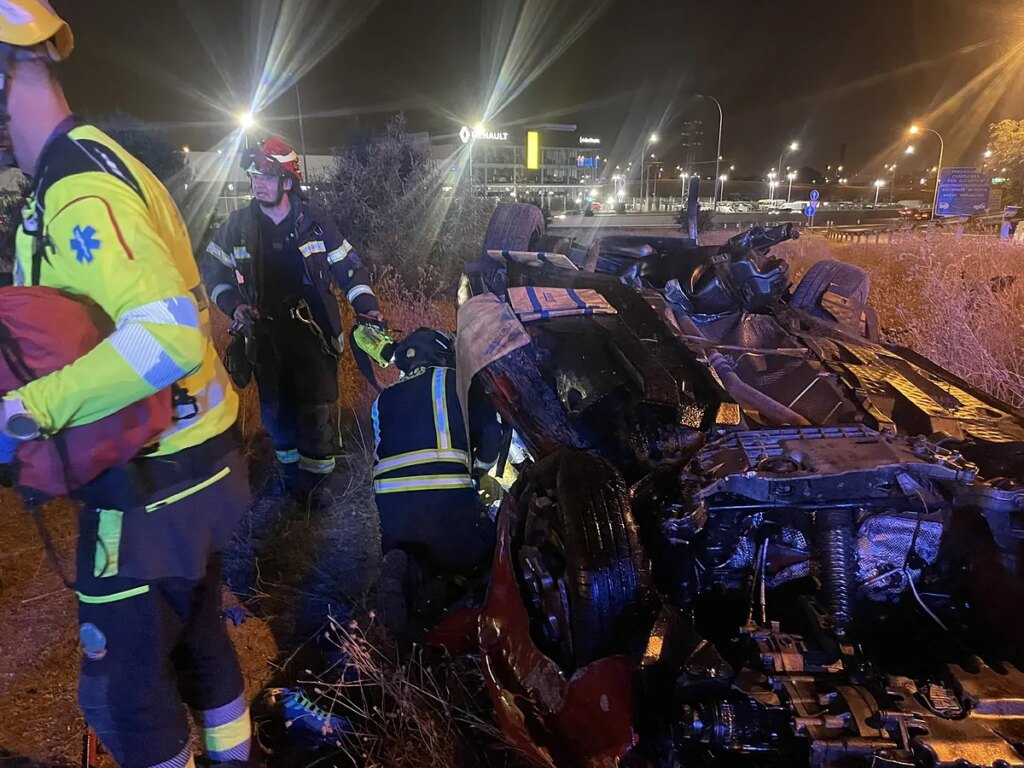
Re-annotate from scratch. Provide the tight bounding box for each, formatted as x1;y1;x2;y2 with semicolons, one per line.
550;209;903;230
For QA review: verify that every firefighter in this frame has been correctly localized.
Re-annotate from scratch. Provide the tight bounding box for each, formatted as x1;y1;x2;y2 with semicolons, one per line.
202;137;383;501
0;3;251;766
370;328;500;632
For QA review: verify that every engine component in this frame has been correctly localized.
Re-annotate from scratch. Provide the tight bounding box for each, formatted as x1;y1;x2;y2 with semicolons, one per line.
678;696;782;752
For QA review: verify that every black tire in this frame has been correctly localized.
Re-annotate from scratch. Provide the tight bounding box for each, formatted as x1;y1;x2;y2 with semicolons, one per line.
518;450;653;668
790;259;871;334
483;202;545;253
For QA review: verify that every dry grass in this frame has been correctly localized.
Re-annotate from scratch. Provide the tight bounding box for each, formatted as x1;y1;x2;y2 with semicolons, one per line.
779;233;1024;408
273;615;532;768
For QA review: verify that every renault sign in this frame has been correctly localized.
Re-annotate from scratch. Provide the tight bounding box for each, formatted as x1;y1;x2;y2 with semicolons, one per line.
460;125;510;143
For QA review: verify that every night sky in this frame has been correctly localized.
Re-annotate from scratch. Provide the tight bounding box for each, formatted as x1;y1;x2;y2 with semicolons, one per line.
55;0;1018;177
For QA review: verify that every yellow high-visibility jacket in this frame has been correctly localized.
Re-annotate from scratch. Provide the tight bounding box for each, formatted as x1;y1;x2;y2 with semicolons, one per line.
10;123;237;455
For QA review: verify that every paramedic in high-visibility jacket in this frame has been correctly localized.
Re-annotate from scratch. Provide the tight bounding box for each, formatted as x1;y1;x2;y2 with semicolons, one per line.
201;137;383;501
372;329;500;581
0;3;252;766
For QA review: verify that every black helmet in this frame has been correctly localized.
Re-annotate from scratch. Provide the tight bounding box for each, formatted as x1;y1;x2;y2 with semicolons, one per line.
393;328;455;374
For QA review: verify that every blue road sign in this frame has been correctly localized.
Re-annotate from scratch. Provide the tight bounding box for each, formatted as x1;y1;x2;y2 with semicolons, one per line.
935;168;990;217
804;205;817;217
809;189;820;202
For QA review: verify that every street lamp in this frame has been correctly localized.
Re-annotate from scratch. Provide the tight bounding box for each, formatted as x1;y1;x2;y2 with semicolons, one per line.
237;111;255;149
718;174;728;206
786;171;797;202
697;94;724;208
888;163;898;203
289;72;309;182
873;179;885;206
679;171;689;201
768;170;777;201
640;133;658;211
775;141;799;201
908;124;944;218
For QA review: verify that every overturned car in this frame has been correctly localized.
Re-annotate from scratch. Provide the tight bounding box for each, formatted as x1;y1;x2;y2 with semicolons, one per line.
454;202;1024;768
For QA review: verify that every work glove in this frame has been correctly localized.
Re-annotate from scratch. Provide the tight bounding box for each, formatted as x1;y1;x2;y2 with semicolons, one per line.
233;303;257;330
352;315;395;368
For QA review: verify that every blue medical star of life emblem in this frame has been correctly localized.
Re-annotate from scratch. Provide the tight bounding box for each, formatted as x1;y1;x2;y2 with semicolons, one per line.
71;225;101;264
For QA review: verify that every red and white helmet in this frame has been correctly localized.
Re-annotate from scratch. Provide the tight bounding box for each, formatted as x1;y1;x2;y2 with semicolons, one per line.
241;136;303;183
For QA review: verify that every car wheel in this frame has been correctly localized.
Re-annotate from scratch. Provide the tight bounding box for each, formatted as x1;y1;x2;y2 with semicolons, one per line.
790;259;872;337
514;449;654;669
483;202;545;253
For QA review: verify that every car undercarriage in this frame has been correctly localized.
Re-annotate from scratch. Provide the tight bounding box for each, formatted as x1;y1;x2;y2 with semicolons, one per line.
454;202;1024;768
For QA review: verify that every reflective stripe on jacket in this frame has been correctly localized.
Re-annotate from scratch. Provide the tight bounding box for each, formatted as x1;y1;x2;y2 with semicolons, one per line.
200;198;380;344
371;367;474;495
11;124;237;455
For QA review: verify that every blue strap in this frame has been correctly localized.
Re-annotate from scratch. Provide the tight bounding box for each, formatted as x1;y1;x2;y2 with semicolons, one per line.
524;286;543;313
565;288;588;310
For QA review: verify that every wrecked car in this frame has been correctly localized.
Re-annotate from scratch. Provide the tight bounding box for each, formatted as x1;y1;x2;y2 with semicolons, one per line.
453;200;1024;768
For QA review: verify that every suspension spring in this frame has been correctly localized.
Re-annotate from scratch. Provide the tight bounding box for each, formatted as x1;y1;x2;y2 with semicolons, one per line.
816;508;856;631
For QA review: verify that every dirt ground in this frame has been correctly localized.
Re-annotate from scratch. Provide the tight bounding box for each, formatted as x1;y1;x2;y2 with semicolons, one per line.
0;427;381;767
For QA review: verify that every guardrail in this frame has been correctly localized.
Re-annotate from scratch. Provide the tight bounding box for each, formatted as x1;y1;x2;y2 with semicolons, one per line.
824;213;1014;243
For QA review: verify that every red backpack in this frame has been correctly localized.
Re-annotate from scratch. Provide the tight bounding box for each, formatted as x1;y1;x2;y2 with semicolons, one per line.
0;286;171;501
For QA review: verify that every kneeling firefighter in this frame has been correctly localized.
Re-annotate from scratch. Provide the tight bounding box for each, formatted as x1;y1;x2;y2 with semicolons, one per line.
366;328;501;633
0;3;251;766
201;137;384;502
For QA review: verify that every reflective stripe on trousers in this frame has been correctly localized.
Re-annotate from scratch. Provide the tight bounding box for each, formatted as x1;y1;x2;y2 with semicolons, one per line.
373;475;475;494
194;692;251;763
299;454;335;474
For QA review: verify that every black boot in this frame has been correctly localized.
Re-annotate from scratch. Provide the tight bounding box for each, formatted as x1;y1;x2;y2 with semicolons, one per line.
292;469;336;510
275;462;299;496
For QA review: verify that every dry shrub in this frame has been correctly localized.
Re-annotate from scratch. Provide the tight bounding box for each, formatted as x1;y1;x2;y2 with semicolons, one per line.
312;114;493;296
782;234;1024;407
298;615;531;768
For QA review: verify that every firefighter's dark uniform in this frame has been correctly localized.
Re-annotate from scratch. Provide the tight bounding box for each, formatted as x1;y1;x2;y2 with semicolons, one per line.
372;365;497;571
202;199;380;476
11;122;250;767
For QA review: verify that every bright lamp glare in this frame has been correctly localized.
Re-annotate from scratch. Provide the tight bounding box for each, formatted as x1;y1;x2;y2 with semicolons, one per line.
238;111;254;130
909;125;920;135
